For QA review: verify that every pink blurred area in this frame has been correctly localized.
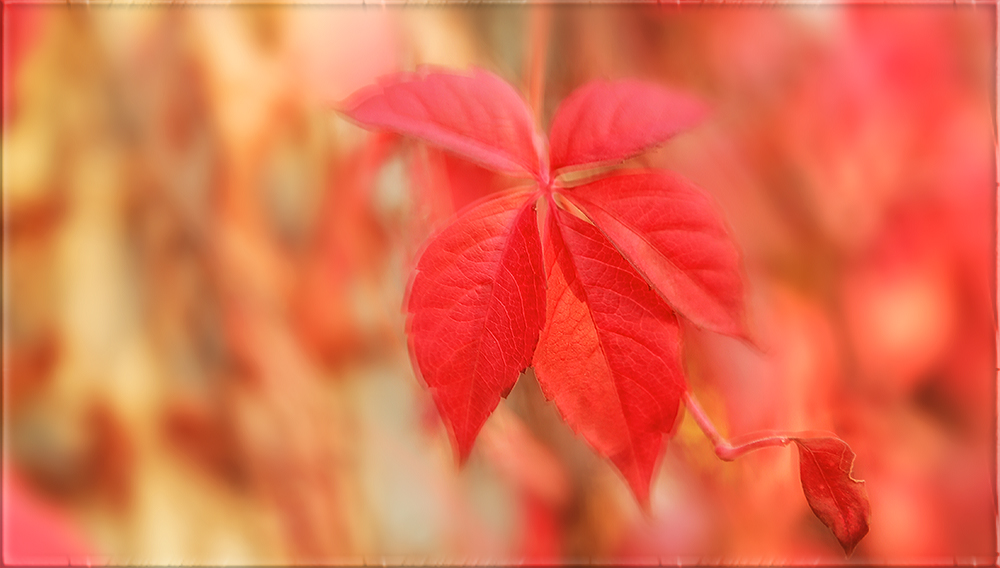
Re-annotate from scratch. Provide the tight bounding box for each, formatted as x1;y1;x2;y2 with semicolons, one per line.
2;4;995;565
3;470;96;566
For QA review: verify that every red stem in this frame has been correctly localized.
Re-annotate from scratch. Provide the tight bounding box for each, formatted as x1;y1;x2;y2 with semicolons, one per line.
526;6;552;128
683;390;792;462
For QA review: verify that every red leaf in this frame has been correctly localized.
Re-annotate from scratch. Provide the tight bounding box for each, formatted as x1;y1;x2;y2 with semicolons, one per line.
793;437;871;556
548;80;709;173
407;189;546;461
343;68;541;178
565;171;748;338
344;69;872;543
533;205;687;505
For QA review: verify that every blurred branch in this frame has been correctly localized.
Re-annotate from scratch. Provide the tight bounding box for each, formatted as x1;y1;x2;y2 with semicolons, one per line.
525;6;552;129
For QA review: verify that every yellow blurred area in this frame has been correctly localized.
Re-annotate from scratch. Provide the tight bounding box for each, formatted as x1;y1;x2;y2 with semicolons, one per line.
2;4;996;565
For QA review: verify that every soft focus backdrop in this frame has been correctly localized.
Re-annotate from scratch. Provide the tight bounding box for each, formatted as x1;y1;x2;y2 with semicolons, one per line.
2;4;996;565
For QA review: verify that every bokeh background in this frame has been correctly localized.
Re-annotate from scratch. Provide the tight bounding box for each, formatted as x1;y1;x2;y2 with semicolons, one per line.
2;4;996;565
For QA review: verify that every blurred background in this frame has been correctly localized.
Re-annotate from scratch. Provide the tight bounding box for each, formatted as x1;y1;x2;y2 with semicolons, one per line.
2;4;996;565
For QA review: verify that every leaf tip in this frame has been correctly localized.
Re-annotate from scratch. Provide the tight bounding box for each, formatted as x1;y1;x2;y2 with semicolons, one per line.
736;323;765;353
635;494;654;519
449;419;479;468
455;443;474;467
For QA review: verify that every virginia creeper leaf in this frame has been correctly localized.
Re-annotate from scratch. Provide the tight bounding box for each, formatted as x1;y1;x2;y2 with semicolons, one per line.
793;437;871;556
564;171;748;339
343;68;541;178
343;70;872;546
533;205;687;505
407;189;545;462
548;80;709;173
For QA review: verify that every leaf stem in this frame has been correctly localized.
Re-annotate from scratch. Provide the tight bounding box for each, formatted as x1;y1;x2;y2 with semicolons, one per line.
525;5;552;129
683;390;792;462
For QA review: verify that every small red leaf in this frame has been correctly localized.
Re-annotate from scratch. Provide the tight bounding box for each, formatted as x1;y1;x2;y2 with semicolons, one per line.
533;205;687;505
548;80;709;173
407;189;546;461
565;171;748;338
343;68;541;178
793;437;871;556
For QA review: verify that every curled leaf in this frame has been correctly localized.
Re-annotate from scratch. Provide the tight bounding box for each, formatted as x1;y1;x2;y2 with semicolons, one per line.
794;437;871;556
